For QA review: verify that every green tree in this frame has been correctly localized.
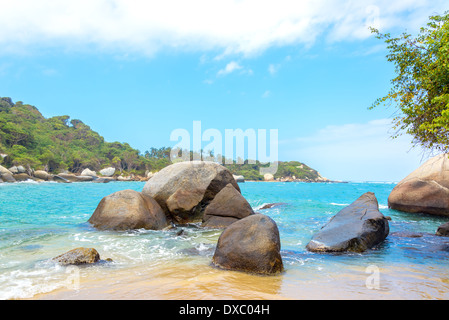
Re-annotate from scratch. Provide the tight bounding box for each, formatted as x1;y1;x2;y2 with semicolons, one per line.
370;12;449;152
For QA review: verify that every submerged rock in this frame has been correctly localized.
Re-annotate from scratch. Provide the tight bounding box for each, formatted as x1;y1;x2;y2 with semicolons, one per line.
436;222;449;237
306;192;389;253
388;153;449;216
142;161;240;224
52;247;100;266
88;189;168;231
259;203;287;210
202;183;254;228
212;214;283;275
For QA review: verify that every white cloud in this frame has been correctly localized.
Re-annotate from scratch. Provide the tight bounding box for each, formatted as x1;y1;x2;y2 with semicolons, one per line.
268;64;280;75
0;0;446;56
262;90;271;98
281;119;432;182
217;61;242;76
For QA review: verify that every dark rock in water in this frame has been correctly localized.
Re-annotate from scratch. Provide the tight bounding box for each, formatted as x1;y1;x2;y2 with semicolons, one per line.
390;231;424;238
436;222;449;237
88;189;168;231
259;203;287;210
52;247;100;265
202;183;254;228
142;161;240;224
306;192;389;253
212;214;283;275
388;153;449;216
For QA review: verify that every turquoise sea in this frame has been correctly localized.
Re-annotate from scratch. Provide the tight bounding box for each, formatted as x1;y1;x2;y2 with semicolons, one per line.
1;180;449;300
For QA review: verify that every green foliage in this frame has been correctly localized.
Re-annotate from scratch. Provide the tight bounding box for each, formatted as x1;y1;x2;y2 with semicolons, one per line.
370;12;449;152
0;97;153;173
0;97;322;179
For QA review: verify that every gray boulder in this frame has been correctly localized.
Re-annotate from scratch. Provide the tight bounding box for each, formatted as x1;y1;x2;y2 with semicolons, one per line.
212;214;283;275
306;192;389;253
99;167;115;177
88;189;168;231
142;161;240;224
202;183;254;228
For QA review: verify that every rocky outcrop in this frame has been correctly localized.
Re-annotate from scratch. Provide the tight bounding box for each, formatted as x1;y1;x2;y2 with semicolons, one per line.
212;214;283;275
88;189;168;231
264;173;274;181
388;154;449;216
142;161;240;224
52;247;100;266
233;175;245;183
202;183;254;228
306;192;389;253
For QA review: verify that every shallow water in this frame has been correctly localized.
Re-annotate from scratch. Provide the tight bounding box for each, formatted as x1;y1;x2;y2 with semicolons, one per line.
1;181;449;300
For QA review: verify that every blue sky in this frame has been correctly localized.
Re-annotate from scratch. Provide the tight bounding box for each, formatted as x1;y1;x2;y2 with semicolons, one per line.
0;0;447;181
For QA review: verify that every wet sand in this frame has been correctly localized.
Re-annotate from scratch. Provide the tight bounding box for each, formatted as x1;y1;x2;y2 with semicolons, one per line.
31;258;449;300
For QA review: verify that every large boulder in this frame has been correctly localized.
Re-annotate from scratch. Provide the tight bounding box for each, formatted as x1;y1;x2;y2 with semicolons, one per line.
88;189;168;231
142;161;240;224
52;247;100;266
81;168;97;177
202;183;254;228
388;153;449;216
34;170;50;181
306;192;389;253
233;175;245;183
99;167;115;177
0;165;15;182
13;173;32;181
212;214;283;275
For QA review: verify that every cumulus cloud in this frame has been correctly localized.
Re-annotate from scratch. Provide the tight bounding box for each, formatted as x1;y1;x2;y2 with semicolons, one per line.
0;0;446;56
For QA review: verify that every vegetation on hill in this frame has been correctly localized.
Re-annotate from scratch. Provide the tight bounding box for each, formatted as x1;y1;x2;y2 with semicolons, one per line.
0;97;323;180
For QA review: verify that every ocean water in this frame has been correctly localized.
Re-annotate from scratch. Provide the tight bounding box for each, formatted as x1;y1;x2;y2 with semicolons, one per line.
1;180;449;300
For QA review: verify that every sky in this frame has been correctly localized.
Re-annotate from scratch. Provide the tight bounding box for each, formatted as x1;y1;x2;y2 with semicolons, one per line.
0;0;447;182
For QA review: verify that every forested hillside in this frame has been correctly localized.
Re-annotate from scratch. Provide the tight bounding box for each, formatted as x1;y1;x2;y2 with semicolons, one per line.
0;97;324;181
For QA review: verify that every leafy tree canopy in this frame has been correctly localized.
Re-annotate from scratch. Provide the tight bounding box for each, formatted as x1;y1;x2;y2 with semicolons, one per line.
370;12;449;152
